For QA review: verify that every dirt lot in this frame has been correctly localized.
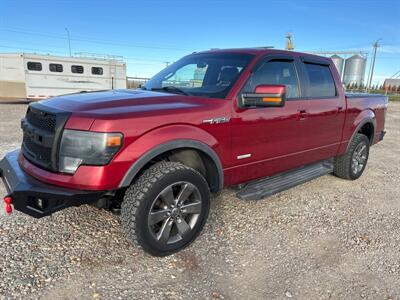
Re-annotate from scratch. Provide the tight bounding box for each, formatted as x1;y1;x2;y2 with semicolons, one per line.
0;102;399;300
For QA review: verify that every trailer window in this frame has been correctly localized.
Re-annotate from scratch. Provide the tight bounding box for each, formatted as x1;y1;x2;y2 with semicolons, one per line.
304;63;336;98
27;62;42;71
71;65;84;74
92;67;103;75
50;63;63;72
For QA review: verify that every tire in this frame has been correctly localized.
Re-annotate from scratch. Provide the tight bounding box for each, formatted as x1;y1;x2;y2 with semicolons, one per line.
121;161;210;256
334;133;370;180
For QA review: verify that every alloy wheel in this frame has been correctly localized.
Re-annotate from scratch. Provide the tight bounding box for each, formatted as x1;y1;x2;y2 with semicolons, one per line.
148;181;202;245
351;142;368;175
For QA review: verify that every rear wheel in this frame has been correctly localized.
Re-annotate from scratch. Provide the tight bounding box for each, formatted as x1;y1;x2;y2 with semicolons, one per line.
121;161;210;256
334;133;370;180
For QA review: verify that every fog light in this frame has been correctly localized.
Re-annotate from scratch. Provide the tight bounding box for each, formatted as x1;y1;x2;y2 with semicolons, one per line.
34;198;48;210
36;198;44;209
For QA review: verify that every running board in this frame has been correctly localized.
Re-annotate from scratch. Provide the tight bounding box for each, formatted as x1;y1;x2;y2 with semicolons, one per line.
236;160;334;201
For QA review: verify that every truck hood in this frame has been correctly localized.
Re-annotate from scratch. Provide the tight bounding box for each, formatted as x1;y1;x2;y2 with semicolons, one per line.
40;89;212;117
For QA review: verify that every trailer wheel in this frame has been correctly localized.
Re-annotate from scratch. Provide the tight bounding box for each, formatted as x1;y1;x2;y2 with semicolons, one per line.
121;161;210;256
334;133;370;180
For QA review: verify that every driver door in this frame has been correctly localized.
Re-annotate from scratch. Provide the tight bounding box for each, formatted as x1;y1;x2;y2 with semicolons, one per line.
229;56;310;185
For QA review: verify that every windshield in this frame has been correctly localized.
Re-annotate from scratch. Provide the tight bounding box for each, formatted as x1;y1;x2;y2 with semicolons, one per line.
143;53;254;99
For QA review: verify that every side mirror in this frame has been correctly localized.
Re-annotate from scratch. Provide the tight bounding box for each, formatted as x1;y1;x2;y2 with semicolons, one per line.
241;84;286;107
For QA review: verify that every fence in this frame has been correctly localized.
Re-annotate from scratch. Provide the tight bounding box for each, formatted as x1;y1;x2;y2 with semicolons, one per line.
345;87;400;101
126;77;150;89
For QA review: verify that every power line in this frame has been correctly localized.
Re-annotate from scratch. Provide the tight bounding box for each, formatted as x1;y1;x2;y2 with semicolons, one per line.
0;27;193;51
0;45;172;65
0;38;177;62
390;70;400;78
0;45;66;55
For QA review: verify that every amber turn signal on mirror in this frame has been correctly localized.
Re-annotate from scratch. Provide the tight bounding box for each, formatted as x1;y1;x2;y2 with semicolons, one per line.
262;97;282;103
241;84;286;107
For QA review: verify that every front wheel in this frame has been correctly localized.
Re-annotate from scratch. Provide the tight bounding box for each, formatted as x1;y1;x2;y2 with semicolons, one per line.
334;133;370;180
121;161;210;256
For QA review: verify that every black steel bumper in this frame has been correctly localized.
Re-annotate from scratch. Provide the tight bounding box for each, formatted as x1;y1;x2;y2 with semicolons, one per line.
380;130;386;141
0;150;105;218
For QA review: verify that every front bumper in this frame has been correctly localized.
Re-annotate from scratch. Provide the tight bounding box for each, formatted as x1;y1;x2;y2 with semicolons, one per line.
380;130;386;141
0;150;106;218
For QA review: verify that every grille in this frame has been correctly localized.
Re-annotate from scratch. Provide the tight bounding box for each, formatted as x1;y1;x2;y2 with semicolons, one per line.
23;135;52;165
26;108;56;132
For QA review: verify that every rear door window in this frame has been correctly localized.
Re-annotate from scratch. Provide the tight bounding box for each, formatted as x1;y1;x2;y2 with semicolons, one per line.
304;63;336;98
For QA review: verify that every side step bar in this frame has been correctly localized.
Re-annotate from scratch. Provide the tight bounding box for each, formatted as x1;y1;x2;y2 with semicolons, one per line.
236;159;334;201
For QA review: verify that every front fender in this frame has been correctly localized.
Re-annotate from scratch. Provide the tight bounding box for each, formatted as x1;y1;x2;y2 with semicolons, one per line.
116;125;224;189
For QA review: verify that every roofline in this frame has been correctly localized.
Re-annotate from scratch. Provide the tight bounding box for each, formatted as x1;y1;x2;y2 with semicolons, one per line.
0;52;126;64
191;48;332;61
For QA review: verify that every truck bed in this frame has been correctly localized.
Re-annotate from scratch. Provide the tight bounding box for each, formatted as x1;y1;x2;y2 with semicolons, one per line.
343;93;388;147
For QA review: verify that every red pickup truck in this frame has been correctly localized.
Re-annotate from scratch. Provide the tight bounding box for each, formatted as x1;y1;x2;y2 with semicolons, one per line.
0;48;387;256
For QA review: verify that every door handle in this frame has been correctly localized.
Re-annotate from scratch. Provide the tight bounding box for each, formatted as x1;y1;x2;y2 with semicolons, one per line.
297;109;308;121
335;106;343;115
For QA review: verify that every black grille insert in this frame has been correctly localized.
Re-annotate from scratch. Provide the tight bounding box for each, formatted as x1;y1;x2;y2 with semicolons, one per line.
23;135;52;165
22;104;70;171
26;108;56;133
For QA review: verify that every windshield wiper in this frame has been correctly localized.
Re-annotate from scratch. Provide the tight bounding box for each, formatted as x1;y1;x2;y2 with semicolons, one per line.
151;86;189;96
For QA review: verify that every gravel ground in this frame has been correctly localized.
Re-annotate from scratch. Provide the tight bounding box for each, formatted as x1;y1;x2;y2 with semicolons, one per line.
0;102;399;300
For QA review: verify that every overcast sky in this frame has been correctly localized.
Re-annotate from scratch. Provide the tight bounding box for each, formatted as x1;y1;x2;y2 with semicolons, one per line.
1;0;399;83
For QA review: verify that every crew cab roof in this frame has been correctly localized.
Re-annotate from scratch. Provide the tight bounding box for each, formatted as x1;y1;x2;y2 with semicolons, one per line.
194;48;332;63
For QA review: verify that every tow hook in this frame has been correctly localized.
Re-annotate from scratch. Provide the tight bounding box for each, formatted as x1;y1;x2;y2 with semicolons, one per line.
3;196;13;214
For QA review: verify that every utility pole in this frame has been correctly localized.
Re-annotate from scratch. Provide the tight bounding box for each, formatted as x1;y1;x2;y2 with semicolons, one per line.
65;28;72;56
367;39;381;89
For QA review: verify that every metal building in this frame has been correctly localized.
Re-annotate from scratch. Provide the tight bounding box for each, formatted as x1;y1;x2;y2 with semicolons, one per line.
383;78;400;88
330;55;344;80
343;54;366;86
0;53;126;100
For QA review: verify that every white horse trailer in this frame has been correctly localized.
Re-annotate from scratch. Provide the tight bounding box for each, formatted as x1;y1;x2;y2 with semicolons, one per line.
0;53;126;100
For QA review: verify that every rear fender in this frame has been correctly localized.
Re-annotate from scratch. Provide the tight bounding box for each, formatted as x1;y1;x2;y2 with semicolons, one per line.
346;109;376;152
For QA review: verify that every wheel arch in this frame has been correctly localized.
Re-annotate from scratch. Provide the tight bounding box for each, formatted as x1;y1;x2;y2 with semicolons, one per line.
119;140;224;192
346;116;376;152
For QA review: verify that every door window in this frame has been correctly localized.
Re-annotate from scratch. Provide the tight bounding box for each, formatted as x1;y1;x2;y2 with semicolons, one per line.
304;63;336;97
242;60;300;99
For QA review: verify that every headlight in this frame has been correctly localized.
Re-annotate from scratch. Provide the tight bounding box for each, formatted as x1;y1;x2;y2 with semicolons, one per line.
59;129;123;174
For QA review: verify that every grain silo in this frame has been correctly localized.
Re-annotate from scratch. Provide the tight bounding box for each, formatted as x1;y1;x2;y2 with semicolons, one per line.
343;54;366;86
330;55;344;80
